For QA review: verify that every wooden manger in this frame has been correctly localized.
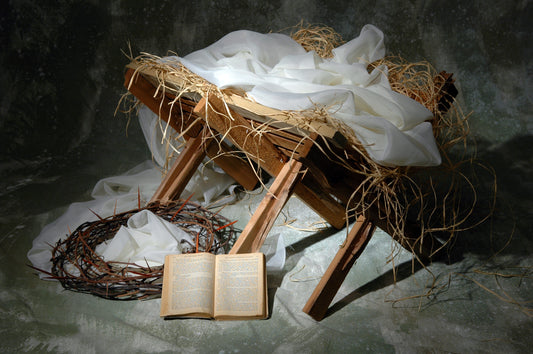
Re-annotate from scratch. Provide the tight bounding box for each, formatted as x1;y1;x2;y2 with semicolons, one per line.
123;59;457;321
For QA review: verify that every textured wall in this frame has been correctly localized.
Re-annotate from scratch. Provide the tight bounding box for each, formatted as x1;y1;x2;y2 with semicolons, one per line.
1;1;531;161
0;3;531;351
0;1;531;225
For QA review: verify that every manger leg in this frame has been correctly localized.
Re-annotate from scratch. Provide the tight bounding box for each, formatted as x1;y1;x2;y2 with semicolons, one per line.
302;215;376;321
229;159;305;254
149;131;211;205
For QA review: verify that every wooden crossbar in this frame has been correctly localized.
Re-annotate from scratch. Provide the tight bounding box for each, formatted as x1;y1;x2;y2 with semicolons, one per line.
194;94;347;230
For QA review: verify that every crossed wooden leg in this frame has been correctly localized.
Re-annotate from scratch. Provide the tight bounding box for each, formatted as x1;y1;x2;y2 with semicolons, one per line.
302;215;376;320
149;130;212;205
229;159;306;254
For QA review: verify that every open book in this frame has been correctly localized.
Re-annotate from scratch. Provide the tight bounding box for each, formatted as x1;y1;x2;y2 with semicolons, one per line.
160;252;268;320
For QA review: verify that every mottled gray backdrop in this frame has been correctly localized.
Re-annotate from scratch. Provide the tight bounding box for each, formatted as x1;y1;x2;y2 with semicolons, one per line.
0;2;531;349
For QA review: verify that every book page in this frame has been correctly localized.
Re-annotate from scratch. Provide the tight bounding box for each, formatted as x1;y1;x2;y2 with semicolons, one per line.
160;253;216;318
213;253;266;319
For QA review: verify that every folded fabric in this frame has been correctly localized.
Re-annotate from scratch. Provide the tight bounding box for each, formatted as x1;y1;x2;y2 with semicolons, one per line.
94;210;195;267
26;161;162;276
176;24;441;167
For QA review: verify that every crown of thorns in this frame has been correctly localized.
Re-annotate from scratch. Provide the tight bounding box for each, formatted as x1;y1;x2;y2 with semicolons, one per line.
33;198;237;300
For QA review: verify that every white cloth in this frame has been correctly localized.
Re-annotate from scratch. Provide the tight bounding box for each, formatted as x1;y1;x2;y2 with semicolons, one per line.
176;25;441;167
94;210;195;267
28;109;236;275
27;161;162;275
263;233;286;272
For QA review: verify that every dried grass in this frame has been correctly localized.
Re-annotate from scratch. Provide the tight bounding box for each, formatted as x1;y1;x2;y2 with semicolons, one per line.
289;20;345;58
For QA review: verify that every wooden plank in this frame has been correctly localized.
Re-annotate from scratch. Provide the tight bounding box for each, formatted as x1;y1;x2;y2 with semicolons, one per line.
321;169;441;261
194;95;288;177
126;62;345;144
367;208;438;262
204;141;259;191
302;215;375;321
125;68;259;191
229;159;306;254
325;174;441;261
248;120;309;156
294;175;346;230
124;68;202;137
295;142;443;261
195;94;348;233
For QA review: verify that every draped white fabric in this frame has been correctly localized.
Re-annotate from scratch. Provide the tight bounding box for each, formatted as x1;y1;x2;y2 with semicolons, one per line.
94;210;196;267
177;25;441;167
27;107;237;275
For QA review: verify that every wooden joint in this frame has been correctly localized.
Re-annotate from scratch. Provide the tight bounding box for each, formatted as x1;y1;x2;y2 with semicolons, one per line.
229;159;305;254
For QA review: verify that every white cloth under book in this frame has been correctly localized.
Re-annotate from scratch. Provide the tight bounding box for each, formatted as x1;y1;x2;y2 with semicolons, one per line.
174;24;441;167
